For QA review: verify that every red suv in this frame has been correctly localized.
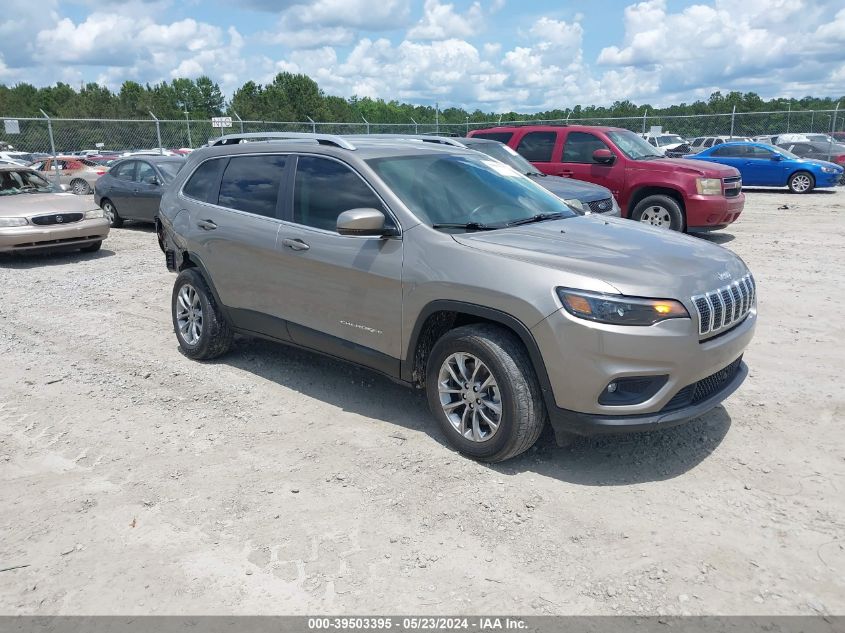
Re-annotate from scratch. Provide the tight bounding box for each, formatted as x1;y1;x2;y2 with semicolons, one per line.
468;125;745;232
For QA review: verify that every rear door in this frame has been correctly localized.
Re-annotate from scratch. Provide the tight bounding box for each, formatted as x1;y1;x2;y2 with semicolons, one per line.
184;154;293;337
275;154;404;369
514;131;560;176
558;130;626;198
106;161;138;212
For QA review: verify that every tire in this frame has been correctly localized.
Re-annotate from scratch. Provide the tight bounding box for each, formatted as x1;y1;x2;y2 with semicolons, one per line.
631;195;685;231
788;171;814;194
171;268;233;360
80;240;102;253
101;198;123;228
70;179;90;195
425;323;546;462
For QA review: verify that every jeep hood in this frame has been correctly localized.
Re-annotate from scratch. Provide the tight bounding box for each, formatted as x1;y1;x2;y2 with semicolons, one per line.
452;215;749;298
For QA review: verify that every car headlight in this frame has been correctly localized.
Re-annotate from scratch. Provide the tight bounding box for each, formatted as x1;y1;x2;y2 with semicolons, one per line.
0;217;28;227
563;198;585;213
557;288;689;326
820;166;838;174
611;197;621;216
696;177;722;196
84;208;105;219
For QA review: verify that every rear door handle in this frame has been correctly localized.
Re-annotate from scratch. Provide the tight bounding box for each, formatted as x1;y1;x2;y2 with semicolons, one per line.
559;170;574;177
197;219;217;231
282;238;310;251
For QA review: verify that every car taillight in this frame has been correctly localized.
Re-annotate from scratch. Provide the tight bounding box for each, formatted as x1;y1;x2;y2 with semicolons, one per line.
836;155;845;165
96;170;106;175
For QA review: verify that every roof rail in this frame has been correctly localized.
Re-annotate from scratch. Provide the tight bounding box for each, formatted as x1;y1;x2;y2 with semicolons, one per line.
209;132;357;150
344;134;468;148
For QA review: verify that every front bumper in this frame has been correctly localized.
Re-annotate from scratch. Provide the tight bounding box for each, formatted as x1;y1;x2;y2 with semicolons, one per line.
531;306;756;437
0;218;109;253
685;192;744;229
816;172;844;188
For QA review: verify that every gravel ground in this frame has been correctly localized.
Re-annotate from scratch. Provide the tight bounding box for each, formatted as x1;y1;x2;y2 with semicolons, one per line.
1;188;843;616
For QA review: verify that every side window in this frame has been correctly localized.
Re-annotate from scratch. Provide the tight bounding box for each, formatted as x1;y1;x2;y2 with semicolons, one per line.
647;138;657;146
217;155;287;218
746;146;774;159
136;162;157;184
293;156;384;232
30;161;44;171
703;138;714;147
711;145;742;157
691;138;702;147
714;139;724;146
516;132;557;162
182;159;222;203
562;131;612;164
111;161;136;181
472;132;514;144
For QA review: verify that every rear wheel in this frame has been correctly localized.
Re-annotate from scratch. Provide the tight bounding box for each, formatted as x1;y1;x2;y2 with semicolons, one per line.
70;179;90;195
172;268;233;360
425;324;546;462
631;195;685;231
788;171;814;194
101;199;123;228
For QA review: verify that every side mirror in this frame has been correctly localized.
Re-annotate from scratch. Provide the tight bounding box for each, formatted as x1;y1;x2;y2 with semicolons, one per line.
336;208;393;236
592;148;615;165
771;154;783;161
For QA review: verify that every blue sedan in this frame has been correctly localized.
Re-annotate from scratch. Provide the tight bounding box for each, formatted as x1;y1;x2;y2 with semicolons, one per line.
685;142;844;193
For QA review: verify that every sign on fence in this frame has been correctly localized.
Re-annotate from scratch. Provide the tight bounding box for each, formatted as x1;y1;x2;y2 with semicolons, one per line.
4;119;20;134
211;117;233;129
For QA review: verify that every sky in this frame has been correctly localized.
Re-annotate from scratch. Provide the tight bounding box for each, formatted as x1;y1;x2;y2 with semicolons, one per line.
1;0;844;113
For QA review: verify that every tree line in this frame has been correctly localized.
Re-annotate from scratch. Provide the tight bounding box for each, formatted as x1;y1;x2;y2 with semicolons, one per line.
1;73;843;124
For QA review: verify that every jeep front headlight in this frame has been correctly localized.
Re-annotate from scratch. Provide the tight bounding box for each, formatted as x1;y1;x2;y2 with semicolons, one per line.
557;288;689;326
696;178;722;196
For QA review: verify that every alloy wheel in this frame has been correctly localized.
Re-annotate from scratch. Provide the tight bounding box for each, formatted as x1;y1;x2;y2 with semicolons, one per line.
639;205;672;227
176;284;203;345
437;352;502;442
791;174;812;193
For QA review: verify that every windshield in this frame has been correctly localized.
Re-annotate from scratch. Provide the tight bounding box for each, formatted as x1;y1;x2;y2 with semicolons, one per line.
657;135;684;146
807;134;835;143
608;130;662;159
470;142;542;175
367;153;577;229
156;161;183;182
0;169;54;195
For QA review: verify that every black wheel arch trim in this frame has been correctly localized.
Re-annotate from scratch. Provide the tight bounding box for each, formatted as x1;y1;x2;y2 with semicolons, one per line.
401;300;557;409
178;251;234;327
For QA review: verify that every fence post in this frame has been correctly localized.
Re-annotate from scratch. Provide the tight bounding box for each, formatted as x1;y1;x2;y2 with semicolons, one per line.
306;116;316;133
232;110;244;133
497;113;503;125
786;103;791;133
729;106;736;140
566;111;571;124
435;102;439;133
410;117;418;134
642;109;648;134
149;111;162;154
39;109;60;186
361;115;370;134
183;110;192;148
828;102;840;162
811;110;814;132
466;116;469;136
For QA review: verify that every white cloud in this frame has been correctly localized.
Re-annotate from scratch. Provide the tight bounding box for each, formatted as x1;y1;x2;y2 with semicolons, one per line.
407;0;483;40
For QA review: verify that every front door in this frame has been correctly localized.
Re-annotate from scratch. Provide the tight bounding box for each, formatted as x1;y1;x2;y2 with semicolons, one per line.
275;155;404;369
558;130;626;200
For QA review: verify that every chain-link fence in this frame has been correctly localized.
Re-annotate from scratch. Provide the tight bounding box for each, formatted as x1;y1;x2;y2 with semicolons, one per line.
1;108;841;157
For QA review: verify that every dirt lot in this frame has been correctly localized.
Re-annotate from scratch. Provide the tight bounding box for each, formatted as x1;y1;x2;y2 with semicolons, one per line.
1;188;843;616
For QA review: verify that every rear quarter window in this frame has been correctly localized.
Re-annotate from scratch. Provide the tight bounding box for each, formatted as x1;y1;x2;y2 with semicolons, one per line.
182;159;223;203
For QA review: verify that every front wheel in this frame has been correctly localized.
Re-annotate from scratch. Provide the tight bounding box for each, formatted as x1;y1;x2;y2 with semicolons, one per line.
425;324;546;462
631;195;685;231
788;171;814;194
172;269;233;360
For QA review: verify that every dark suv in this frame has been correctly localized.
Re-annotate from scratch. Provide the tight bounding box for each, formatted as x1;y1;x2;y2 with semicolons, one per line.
159;133;756;462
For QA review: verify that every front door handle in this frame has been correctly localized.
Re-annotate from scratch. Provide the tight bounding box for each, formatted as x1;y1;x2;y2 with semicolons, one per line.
197;219;217;231
282;238;310;251
559;169;574;177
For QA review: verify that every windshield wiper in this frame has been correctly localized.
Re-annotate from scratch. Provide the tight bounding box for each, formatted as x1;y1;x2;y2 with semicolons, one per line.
506;212;565;227
527;171;545;177
431;222;495;231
